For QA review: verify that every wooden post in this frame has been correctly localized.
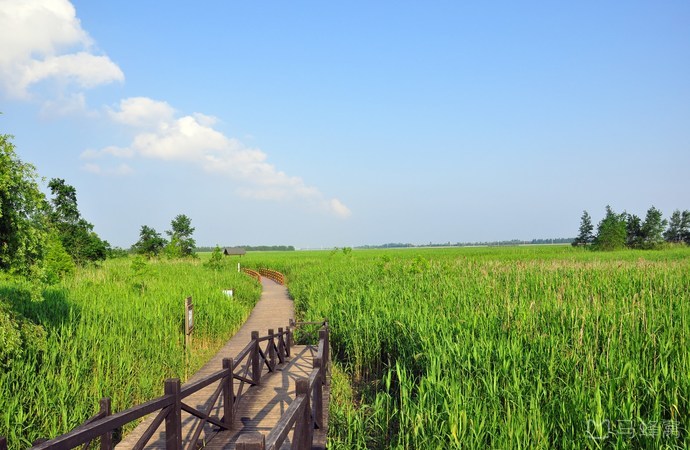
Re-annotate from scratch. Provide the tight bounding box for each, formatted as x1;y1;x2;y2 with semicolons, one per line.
313;357;323;429
277;327;285;363
0;436;7;450
267;328;275;370
236;432;265;450
164;378;182;450
319;329;329;378
292;378;312;450
251;331;261;384
222;358;234;427
100;397;113;450
285;326;292;356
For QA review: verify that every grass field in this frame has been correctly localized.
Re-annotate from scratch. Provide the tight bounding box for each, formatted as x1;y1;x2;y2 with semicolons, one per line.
1;245;688;449
247;245;690;449
0;257;261;448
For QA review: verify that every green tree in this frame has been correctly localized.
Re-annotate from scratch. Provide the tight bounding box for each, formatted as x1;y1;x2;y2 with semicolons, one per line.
625;213;643;248
204;245;224;270
132;225;166;257
664;209;690;244
572;210;594;246
593;205;627;251
43;232;76;284
47;178;108;264
639;206;667;249
166;214;196;257
0;134;49;275
682;210;690;244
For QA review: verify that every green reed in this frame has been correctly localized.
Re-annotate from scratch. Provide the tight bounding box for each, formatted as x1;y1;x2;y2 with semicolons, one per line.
0;256;260;448
250;246;690;449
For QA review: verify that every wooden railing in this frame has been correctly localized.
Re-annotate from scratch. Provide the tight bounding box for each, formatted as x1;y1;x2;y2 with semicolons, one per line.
241;268;262;283
235;320;329;450
14;326;294;450
3;319;330;450
257;269;285;285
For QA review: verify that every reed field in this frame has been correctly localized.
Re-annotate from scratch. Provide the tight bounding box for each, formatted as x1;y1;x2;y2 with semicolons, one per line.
248;245;690;449
0;257;261;448
1;245;688;449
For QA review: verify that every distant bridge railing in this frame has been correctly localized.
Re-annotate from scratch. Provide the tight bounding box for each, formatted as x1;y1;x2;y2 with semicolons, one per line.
240;268;285;286
8;325;294;450
241;267;261;283
257;268;285;285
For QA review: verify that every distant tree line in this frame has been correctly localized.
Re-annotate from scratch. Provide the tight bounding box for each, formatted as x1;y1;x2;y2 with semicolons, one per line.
357;238;574;250
195;245;295;252
573;206;690;250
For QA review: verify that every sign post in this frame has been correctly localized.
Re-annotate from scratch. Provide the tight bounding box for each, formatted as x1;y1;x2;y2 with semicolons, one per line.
184;296;193;379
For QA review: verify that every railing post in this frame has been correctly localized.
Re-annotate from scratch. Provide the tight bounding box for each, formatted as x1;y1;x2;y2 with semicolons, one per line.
288;318;296;348
292;378;312;450
164;378;182;450
313;357;323;430
236;431;265;450
0;436;7;450
277;327;285;363
285;325;292;356
268;328;276;370
319;328;329;378
251;331;261;384
223;358;234;427
100;397;113;450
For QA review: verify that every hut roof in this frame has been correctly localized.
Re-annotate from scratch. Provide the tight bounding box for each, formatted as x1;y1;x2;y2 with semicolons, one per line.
223;247;247;256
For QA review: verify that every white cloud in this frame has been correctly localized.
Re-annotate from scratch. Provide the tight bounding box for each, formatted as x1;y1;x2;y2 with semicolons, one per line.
96;96;351;218
0;0;123;99
108;97;175;128
328;198;352;218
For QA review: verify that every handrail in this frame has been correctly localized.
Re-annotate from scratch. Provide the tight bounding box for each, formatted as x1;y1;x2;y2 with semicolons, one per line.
235;320;329;450
257;268;285;285
19;327;294;450
6;321;329;450
241;268;261;283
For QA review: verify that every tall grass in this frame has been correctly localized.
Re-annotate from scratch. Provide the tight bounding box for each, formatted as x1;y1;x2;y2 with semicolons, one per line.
0;256;260;448
250;246;690;449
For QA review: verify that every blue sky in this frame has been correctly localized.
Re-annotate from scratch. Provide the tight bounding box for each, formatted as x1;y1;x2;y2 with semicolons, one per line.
1;1;689;248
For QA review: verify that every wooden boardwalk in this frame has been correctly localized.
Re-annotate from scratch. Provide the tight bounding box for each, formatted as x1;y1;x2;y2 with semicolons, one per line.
117;278;329;450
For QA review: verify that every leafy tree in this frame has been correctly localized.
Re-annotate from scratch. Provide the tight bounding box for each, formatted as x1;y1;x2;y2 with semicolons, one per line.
593;205;627;251
683;211;690;244
625;213;643;248
132;225;166;257
163;235;183;259
572;210;594;246
47;178;108;264
48;178;79;224
204;245;224;270
43;232;76;284
166;214;196;257
639;206;667;249
0;134;49;275
664;209;690;244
